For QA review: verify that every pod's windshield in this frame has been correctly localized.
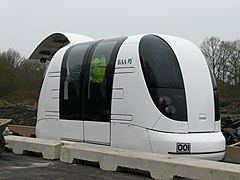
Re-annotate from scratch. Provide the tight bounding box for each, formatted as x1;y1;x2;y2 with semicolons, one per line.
139;35;187;121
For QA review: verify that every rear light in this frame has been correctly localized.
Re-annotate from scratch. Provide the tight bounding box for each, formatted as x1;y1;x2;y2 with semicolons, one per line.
208;67;220;121
214;90;220;121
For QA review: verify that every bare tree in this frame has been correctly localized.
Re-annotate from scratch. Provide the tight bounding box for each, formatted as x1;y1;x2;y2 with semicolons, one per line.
0;48;24;68
200;37;221;78
200;37;238;85
217;41;234;82
0;49;46;97
228;40;240;85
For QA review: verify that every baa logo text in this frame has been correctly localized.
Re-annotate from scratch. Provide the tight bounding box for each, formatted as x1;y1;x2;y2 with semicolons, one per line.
117;58;133;65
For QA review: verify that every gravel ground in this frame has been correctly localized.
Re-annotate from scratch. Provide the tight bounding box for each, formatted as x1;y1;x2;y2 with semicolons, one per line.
0;105;37;126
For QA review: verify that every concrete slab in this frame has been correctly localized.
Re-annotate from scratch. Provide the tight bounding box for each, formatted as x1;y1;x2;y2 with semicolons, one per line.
60;142;240;180
5;135;62;160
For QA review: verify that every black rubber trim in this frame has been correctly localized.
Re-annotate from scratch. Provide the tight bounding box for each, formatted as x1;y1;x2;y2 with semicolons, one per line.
168;150;225;155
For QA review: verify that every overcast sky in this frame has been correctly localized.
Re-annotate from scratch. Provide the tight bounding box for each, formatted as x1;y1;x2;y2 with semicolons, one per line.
0;0;239;58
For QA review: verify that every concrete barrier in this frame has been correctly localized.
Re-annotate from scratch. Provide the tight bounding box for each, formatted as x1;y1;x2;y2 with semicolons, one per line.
60;143;240;180
5;135;62;160
4;136;240;179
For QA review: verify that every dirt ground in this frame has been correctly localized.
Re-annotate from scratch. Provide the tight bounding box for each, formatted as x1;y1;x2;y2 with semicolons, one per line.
220;101;240;115
0;105;37;126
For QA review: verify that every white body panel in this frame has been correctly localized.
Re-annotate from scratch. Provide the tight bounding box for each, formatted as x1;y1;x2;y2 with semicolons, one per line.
84;122;110;145
36;119;60;140
33;32;225;161
148;130;225;161
59;120;83;141
36;47;67;140
111;123;152;152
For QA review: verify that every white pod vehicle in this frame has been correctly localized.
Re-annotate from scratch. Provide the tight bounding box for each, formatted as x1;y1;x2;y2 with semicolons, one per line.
30;32;225;160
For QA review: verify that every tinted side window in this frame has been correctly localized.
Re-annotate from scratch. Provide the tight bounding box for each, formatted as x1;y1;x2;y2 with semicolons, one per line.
88;41;117;100
139;35;187;121
60;44;90;119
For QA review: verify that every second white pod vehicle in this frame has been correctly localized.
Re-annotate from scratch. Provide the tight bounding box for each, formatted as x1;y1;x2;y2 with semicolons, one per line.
30;32;225;161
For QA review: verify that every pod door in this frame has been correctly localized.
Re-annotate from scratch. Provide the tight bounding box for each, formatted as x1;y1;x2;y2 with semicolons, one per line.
83;38;126;145
60;38;126;145
60;43;91;141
